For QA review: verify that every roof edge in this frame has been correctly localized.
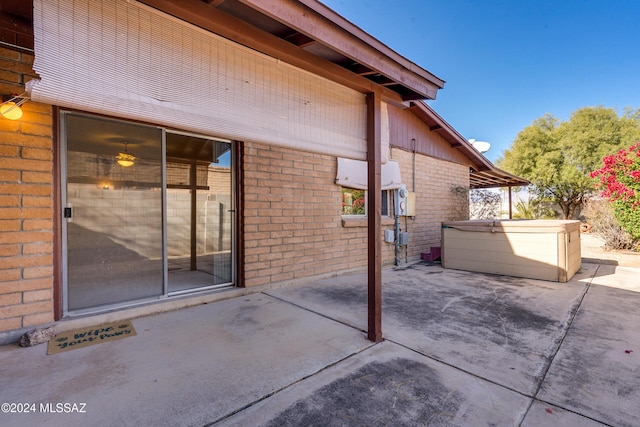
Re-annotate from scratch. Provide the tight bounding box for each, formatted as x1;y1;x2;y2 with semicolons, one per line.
408;101;530;189
237;0;444;99
300;0;445;87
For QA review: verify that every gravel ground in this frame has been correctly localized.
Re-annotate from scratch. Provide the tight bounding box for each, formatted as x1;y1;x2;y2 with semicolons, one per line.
581;232;640;267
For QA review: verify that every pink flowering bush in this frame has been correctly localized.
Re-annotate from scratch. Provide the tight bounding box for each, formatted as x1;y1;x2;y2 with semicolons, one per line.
590;142;640;243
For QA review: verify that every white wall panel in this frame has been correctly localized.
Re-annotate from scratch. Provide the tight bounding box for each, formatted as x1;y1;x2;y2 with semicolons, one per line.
32;0;370;159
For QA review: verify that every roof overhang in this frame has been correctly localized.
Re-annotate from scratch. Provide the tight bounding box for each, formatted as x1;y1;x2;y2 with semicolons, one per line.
137;0;444;104
3;0;444;102
468;169;530;189
408;101;530;189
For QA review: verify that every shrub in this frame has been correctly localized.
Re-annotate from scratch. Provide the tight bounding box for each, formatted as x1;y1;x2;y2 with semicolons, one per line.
451;187;501;220
581;199;638;251
590;142;640;242
513;198;557;219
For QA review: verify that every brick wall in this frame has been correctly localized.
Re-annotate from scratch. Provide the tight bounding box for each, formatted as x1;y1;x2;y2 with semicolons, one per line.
242;142;398;287
392;147;469;261
241;142;469;287
0;47;55;333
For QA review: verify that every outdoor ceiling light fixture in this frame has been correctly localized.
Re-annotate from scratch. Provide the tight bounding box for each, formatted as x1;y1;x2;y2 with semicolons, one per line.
0;93;30;120
116;141;135;167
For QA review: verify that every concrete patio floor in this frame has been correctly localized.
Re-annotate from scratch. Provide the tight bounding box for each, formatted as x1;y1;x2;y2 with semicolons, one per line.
1;260;639;426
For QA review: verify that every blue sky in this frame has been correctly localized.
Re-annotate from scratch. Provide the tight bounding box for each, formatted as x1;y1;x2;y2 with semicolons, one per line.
321;0;640;163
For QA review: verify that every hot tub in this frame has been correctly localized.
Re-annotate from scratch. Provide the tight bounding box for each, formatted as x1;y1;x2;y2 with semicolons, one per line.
441;220;581;282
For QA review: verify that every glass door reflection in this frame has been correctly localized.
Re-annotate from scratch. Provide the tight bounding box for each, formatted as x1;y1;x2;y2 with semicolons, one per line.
63;113;164;311
166;133;232;293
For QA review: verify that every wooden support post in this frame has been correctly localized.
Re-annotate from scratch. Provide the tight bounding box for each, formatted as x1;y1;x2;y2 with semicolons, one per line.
508;186;513;219
367;91;382;342
190;160;197;270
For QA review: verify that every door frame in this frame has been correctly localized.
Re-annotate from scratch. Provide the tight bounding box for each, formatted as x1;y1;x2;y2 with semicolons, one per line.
58;110;237;317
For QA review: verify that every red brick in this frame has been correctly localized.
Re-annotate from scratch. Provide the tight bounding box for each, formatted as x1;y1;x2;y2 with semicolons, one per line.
270;272;294;282
0;47;21;60
22;242;52;255
0;219;19;231
23;288;52;303
0;81;23;96
23;265;53;279
0;194;19;206
0;231;53;244
21;147;52;161
21;196;51;207
21;172;52;184
23;219;53;230
0;183;51;196
244;277;268;287
0;57;34;74
257;224;282;232
22;311;54;328
19;109;52;126
0;244;19;256
1;254;52;269
258;252;283;262
0;277;52;294
10;159;51;174
0;316;21;331
0;170;20;182
20;123;52;137
0;269;20;282
0;145;19;157
0;208;51;220
0;292;21;306
1;300;50;318
20;53;35;64
0;132;52;148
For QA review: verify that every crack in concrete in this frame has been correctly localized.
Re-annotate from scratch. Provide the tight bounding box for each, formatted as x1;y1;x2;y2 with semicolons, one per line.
516;265;600;426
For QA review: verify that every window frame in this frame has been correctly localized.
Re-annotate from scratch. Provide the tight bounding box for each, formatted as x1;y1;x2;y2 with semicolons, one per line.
341;187;392;217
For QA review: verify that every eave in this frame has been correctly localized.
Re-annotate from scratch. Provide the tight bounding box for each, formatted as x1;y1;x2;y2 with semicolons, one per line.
408;101;530;189
137;0;444;103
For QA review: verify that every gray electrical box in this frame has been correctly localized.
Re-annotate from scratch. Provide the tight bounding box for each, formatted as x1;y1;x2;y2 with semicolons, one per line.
398;232;409;246
384;229;395;243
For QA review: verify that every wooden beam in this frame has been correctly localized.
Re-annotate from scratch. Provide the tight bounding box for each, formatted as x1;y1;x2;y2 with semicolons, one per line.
284;32;316;48
367;90;382;343
236;142;245;288
346;63;375;75
190;159;198;271
239;0;444;99
508;186;513;219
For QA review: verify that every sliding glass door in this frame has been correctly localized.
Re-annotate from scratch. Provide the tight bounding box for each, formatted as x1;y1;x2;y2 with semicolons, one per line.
165;132;233;293
62;113;164;311
61;112;234;314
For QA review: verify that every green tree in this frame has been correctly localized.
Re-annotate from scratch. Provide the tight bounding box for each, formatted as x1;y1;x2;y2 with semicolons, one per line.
497;107;640;219
512;198;556;219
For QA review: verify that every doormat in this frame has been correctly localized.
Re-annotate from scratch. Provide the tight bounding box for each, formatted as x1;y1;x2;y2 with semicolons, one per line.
47;320;137;355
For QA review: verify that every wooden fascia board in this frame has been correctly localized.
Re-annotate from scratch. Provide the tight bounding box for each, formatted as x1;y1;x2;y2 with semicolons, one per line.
138;0;405;105
408;102;531;189
238;0;444;100
297;0;445;89
409;101;494;170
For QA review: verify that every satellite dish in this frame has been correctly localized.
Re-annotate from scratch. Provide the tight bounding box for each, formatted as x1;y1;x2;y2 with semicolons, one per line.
468;139;491;153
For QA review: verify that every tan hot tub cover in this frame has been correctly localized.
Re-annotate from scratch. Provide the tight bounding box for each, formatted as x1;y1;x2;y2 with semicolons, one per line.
441;220;582;282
